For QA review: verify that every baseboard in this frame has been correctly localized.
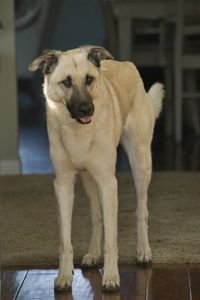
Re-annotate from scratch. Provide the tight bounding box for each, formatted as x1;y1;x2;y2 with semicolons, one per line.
0;159;21;175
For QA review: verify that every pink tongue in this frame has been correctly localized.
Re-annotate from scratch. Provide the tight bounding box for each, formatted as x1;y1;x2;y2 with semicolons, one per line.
79;116;91;123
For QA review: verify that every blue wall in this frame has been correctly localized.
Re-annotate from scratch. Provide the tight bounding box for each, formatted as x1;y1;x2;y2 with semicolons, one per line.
51;0;105;51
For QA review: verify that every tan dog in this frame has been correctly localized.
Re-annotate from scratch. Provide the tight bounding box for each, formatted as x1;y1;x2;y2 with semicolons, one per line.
29;45;164;292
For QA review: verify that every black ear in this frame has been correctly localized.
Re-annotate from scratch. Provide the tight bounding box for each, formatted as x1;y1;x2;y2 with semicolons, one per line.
28;49;60;74
87;46;114;68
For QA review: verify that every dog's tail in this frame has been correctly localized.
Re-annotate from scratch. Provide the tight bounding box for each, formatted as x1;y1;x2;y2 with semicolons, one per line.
148;82;164;120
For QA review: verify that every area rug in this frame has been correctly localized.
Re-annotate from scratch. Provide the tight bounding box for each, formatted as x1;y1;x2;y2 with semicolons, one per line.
1;172;200;268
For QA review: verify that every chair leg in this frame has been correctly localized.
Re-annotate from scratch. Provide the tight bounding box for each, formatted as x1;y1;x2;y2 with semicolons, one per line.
164;67;173;136
174;63;183;143
186;71;200;135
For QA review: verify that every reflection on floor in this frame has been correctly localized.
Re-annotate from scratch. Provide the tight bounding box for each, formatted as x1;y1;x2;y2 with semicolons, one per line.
19;94;200;174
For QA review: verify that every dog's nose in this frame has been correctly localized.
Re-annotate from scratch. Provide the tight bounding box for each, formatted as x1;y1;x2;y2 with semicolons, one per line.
79;102;94;116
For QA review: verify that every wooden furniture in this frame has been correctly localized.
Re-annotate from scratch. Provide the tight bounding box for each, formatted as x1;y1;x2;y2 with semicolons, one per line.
111;0;176;61
174;0;200;142
101;0;200;139
101;0;175;135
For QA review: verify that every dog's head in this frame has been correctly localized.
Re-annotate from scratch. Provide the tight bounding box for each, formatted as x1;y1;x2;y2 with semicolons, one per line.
29;46;114;124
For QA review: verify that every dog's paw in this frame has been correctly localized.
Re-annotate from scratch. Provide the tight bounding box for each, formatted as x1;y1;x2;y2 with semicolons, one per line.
136;249;152;267
54;275;73;292
81;253;101;269
102;275;120;293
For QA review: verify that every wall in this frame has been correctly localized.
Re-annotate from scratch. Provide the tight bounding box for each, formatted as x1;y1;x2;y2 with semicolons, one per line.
50;0;105;50
16;0;105;77
0;0;21;174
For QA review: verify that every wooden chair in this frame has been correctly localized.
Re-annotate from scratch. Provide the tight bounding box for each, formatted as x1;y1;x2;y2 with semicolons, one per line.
174;0;200;142
100;0;173;136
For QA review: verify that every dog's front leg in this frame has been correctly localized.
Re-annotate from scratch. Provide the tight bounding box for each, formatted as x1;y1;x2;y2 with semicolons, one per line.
95;174;120;292
81;171;103;268
54;172;76;292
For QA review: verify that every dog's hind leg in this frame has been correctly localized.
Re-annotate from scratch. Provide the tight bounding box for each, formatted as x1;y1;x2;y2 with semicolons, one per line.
80;171;103;268
121;115;152;267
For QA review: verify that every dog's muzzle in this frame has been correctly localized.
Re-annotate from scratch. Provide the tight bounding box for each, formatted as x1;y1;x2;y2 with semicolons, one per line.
66;100;94;124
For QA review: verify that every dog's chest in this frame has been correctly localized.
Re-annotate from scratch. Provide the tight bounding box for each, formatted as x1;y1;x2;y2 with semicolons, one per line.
61;125;93;166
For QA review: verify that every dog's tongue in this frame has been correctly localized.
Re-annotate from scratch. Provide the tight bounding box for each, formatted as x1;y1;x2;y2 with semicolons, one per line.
79;116;91;123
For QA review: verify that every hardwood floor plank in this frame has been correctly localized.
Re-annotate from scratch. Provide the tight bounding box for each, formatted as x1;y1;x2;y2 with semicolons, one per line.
119;265;147;300
12;266;147;300
16;268;102;300
72;268;101;300
81;265;147;300
147;264;190;300
189;265;200;300
16;272;56;300
1;270;27;300
28;269;57;275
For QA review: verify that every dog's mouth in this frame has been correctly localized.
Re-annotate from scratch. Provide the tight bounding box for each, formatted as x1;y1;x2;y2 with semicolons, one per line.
77;116;92;124
66;100;94;125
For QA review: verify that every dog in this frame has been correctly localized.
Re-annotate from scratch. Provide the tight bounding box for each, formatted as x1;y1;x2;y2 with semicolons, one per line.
29;45;164;292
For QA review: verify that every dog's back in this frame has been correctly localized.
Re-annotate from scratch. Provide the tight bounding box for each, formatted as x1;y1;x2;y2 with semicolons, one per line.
100;60;164;130
100;60;141;123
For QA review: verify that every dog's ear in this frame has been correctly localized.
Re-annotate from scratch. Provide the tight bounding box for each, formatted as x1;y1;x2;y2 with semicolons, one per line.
28;49;60;74
87;46;114;68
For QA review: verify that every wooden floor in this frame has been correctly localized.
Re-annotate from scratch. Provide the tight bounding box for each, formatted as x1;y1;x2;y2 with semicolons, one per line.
2;264;200;300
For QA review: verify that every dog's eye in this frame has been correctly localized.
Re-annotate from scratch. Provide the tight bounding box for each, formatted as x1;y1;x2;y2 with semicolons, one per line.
61;76;72;88
85;74;94;86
